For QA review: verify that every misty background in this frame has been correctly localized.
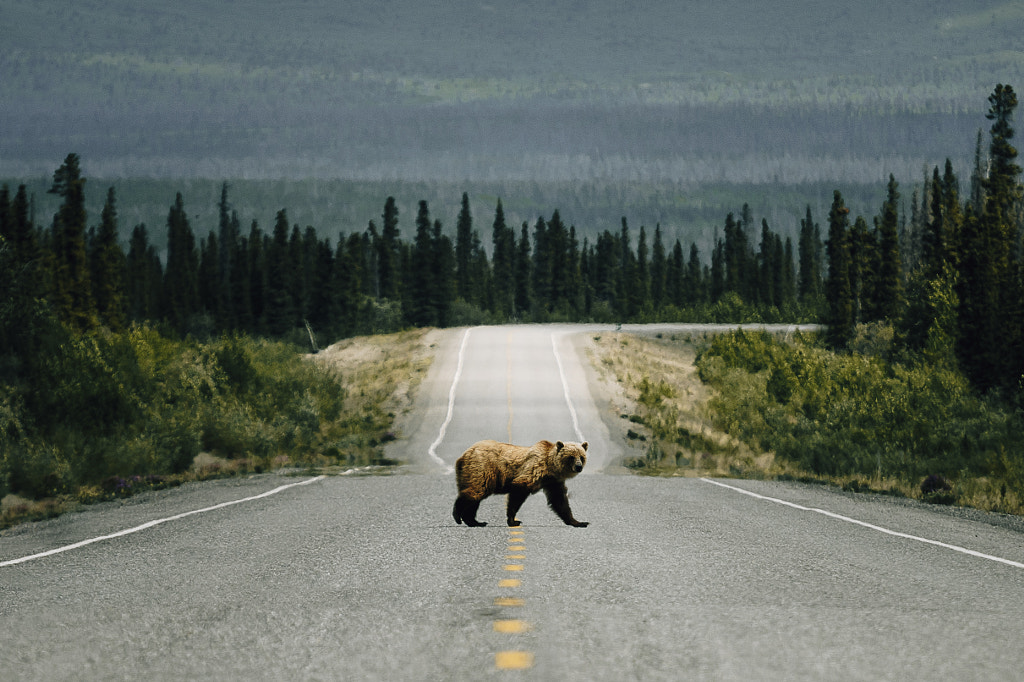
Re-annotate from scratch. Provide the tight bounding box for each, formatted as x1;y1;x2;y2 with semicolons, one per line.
3;0;1023;252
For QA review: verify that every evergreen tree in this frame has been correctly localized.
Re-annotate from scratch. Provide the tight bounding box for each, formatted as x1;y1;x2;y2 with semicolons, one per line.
618;218;641;319
377;197;401;301
664;237;683;309
126;223;162;322
825;191;854;348
48;153;95;329
247;220;267;334
231;229;253;332
959;84;1023;390
515;223;532;317
409;200;437;327
531;216;550;312
873;174;902;320
757;219;775;307
89;187;126;330
333;235;360;336
198;232;219;319
782;236;796;309
848;215;875;322
214;183;242;329
2;185;42;294
455;192;474;302
710;237;725;303
265;210;294;335
491;199;515;318
686;242;704;305
432;218;455;326
636;224;650;313
798;205;822;306
162;192;200;333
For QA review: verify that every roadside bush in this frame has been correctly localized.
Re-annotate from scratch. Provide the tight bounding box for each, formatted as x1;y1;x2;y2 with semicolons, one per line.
696;329;1024;497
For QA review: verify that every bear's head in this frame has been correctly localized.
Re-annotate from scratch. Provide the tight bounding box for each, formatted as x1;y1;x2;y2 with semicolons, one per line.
556;440;588;478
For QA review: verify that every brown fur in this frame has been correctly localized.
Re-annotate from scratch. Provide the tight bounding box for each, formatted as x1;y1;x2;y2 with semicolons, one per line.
452;439;589;527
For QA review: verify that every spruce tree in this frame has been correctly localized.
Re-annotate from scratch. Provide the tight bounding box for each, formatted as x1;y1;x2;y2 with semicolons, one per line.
48;153;96;329
455;192;473;302
687;242;703;305
960;84;1023;390
247;220;267;334
91;187;126;329
825;191;854;348
650;225;666;311
162;192;200;333
126;224;161;322
377;197;401;301
515;223;532;317
491;199;515;318
409;200;437;327
264;210;294;336
873;174;902;320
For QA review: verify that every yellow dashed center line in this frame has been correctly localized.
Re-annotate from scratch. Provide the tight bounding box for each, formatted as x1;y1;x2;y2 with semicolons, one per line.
494;597;525;607
494;528;533;670
496;651;534;670
494;619;532;633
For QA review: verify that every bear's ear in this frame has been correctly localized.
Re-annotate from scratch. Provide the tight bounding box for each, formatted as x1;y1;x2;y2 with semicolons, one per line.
556;440;564;451
581;441;589;451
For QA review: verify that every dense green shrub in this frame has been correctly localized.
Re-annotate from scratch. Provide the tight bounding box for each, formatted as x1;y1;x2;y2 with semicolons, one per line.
0;321;360;501
696;329;1024;485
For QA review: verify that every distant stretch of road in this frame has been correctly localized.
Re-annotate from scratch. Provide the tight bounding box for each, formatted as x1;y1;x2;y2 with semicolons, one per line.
3;324;1023;681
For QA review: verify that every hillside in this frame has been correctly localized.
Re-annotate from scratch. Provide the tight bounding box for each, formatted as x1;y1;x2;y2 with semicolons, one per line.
2;0;1021;183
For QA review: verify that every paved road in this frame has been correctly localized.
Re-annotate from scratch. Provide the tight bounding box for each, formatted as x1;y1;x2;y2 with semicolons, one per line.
3;324;1023;681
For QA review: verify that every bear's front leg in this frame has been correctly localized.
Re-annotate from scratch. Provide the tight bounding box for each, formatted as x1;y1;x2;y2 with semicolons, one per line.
543;481;588;527
506;488;530;526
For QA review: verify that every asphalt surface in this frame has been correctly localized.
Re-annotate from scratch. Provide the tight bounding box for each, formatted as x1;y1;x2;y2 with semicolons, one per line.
3;324;1023;681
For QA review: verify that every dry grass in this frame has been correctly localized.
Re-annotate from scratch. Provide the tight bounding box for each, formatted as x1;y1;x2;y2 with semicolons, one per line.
589;331;772;477
588;331;900;486
313;327;436;429
1;329;439;529
588;331;1020;513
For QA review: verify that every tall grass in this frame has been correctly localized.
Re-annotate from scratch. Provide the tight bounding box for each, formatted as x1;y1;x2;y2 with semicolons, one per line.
0;319;432;526
695;329;1024;512
591;329;1024;514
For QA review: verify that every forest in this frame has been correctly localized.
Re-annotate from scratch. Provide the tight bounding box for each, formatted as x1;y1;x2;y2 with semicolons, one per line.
1;84;1023;517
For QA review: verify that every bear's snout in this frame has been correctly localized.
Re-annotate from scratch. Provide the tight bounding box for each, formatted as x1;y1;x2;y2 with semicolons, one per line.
573;459;584;473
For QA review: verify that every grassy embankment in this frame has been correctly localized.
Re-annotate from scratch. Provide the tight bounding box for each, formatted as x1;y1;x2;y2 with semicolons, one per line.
590;329;1024;515
0;328;434;529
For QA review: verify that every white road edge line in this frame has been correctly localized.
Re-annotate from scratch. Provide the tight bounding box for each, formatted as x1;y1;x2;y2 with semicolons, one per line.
702;478;1024;570
551;332;584;443
0;475;326;568
428;327;471;474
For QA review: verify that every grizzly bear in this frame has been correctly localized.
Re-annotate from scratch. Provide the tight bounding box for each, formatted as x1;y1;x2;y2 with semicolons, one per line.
451;439;589;527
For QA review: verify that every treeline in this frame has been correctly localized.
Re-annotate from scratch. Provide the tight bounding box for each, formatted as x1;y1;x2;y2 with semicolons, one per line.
1;156;823;348
823;84;1024;394
2;86;1022;395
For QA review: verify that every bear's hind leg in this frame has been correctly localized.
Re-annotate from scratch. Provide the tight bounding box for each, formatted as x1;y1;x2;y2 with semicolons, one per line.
454;494;487;527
